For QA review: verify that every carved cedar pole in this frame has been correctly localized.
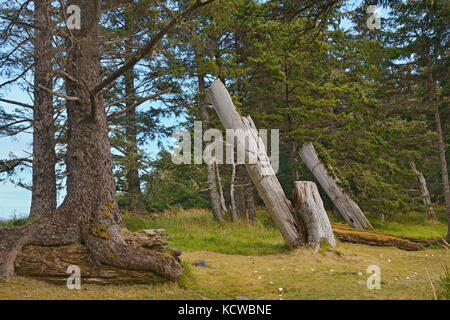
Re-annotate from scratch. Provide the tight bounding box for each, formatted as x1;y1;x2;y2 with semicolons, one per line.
208;79;305;247
298;143;373;230
409;161;436;219
293;181;337;247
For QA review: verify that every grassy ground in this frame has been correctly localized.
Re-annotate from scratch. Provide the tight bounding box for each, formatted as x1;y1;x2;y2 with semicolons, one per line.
0;208;448;300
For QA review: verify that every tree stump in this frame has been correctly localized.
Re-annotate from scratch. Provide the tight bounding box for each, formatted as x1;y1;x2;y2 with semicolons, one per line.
293;181;337;248
298;143;373;230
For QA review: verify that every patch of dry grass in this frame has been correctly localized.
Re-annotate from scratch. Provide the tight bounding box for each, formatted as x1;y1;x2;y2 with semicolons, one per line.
0;243;448;300
0;208;448;300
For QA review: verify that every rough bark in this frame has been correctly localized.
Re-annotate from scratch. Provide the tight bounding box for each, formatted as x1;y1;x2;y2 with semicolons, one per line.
14;229;180;284
293;181;336;247
123;12;144;207
0;1;182;283
428;69;450;241
30;0;57;218
409;161;436;219
208;79;306;247
299;143;373;230
198;75;223;222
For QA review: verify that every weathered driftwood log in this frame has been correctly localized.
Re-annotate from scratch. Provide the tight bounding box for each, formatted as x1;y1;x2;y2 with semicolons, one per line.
208;79;305;247
14;229;182;284
409;161;436;219
293;181;336;247
331;224;447;251
299;143;373;230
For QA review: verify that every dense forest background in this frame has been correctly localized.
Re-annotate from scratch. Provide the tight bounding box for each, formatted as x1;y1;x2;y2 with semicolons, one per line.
0;0;448;226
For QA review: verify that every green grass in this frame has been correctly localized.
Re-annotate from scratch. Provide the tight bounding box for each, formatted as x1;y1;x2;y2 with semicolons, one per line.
369;209;448;240
123;209;288;255
434;264;450;300
0;216;36;228
0;207;449;300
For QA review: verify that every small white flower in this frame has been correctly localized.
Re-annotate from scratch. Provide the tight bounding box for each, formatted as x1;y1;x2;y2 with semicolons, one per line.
254;271;258;273
311;268;315;272
388;259;391;263
278;288;283;292
257;276;262;280
358;272;363;275
406;276;410;280
268;281;274;284
330;269;334;272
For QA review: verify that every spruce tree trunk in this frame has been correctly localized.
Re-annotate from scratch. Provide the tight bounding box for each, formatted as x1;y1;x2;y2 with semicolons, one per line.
428;69;450;240
30;0;57;218
0;0;182;282
124;12;143;206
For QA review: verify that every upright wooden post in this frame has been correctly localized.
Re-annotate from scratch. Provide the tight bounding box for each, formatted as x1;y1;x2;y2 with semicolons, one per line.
208;79;305;247
299;143;373;230
409;161;436;219
293;182;337;247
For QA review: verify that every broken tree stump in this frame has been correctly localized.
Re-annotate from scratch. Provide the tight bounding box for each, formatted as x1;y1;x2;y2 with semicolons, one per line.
409;161;436;219
208;79;305;247
293;181;337;247
299;142;373;230
14;229;181;284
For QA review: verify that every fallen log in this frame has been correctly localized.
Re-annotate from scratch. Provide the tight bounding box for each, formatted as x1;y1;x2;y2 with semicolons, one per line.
208;79;306;248
299;143;373;230
331;224;447;251
14;229;182;284
293;181;336;248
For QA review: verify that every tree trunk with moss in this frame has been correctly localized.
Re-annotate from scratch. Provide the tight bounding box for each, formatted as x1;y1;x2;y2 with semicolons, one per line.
299;142;373;230
0;1;182;283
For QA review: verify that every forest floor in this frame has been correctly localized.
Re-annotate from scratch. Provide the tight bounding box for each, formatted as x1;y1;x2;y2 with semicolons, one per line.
0;208;448;300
